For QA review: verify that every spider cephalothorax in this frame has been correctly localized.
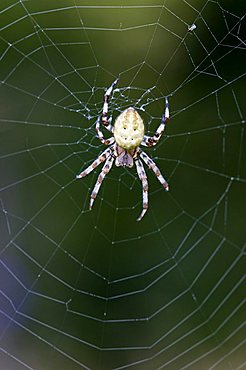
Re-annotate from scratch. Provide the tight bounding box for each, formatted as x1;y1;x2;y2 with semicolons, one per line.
77;79;170;221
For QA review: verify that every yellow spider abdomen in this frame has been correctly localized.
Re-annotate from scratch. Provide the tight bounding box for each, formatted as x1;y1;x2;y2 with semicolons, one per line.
113;108;145;150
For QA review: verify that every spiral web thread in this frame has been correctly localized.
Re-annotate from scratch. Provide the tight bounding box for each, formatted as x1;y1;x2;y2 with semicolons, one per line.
0;1;245;369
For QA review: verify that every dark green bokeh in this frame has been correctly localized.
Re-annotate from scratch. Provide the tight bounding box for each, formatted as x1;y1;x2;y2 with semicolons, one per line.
0;1;245;369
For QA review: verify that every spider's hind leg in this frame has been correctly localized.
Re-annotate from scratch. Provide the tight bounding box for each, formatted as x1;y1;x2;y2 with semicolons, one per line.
76;145;113;179
140;150;169;191
135;158;149;221
89;155;115;210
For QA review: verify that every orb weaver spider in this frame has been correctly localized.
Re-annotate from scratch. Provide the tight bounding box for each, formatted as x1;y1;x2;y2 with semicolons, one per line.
77;79;170;221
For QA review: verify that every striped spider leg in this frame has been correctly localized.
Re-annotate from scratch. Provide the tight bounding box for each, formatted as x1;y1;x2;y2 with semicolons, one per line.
89;154;115;209
141;97;170;147
95;78;119;144
135;157;149;221
140;150;169;191
76;146;113;179
77;145;116;209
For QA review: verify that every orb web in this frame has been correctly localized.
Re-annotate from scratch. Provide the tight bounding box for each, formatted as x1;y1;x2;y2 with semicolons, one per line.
0;1;245;369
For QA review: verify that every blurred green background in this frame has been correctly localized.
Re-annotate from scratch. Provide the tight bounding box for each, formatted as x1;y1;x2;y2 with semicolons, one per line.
0;1;245;369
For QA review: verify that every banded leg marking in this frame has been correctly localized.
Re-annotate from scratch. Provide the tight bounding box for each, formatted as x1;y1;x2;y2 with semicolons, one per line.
140;151;169;191
76;146;112;179
101;78;118;131
89;155;115;209
142;97;170;147
135;159;149;221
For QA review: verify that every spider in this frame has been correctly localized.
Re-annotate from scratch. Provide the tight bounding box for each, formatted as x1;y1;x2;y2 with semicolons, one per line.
77;79;170;221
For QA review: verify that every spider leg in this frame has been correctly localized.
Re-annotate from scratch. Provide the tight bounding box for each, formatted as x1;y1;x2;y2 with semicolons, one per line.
141;97;170;147
140;150;169;191
102;78;119;132
89;155;115;210
95;78;118;144
96;117;115;145
76;146;113;179
135;158;148;221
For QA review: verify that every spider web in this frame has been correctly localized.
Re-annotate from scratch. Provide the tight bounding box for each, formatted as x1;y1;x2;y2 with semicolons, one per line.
0;1;245;369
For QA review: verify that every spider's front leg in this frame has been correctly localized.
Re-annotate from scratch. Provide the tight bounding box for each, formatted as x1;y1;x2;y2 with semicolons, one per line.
142;97;170;147
96;78;118;145
102;78;118;129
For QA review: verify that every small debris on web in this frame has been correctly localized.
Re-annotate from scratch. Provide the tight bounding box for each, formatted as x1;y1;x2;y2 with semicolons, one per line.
188;23;197;32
